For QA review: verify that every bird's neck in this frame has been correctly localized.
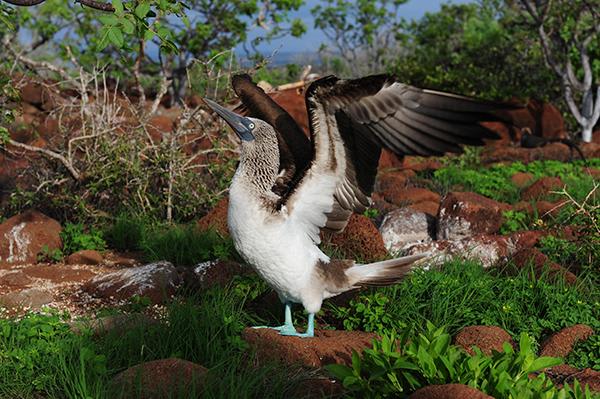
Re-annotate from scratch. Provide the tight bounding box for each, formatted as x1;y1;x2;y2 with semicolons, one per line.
234;144;280;199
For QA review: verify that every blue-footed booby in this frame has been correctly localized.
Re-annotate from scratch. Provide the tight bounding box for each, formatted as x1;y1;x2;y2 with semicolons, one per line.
205;73;515;338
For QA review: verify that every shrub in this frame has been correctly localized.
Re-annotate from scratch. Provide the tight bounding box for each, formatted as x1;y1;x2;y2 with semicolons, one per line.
60;223;106;255
327;323;598;398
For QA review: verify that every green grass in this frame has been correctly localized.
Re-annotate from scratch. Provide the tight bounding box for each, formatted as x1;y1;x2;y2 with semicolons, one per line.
0;285;307;399
426;159;600;204
103;213;238;267
325;260;600;349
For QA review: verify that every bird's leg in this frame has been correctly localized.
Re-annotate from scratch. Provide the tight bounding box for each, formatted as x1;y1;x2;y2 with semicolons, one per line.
279;313;315;338
252;302;297;334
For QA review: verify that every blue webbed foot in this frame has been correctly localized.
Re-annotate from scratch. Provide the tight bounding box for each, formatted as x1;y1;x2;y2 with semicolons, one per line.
279;313;315;338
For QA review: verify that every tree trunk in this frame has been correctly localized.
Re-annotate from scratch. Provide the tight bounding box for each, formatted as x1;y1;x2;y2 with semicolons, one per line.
582;124;593;143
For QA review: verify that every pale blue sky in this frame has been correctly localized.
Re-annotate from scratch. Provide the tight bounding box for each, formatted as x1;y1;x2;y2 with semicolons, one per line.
243;0;474;53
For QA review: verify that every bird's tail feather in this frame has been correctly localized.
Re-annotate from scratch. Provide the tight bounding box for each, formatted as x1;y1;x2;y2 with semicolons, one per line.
346;254;427;287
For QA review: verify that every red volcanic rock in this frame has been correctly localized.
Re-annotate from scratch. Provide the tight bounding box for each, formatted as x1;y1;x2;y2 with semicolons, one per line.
546;365;600;392
181;259;252;291
378;149;404;169
408;201;440;218
376;171;409;193
540;324;594;358
110;358;207;399
269;87;311;135
196;197;230;237
147;115;174;143
508;230;547;251
511;248;577;285
0;288;53;310
437;192;511;240
481;121;514;146
409;384;493;399
521;177;564;201
20;81;44;106
0;271;33;287
535;200;566;218
511;172;535;188
242;327;377;368
0;210;62;265
539;102;566;140
66;250;103;265
454;325;514;356
383;187;440;208
401;156;442;172
322;214;388;262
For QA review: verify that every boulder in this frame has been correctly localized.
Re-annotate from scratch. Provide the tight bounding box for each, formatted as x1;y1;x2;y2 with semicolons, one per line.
383;187;440;208
454;325;514;356
406;234;511;268
180;259;251;291
321;214;387;262
539;102;566;140
110;358;207;399
511;172;535;188
408;201;440;218
0;288;53;310
242;327;376;368
379;207;435;253
521;177;564;201
539;324;594;358
409;384;493;399
66;250;103;265
0;270;33;287
511;248;577;285
0;210;62;265
437;192;511;240
82;261;181;304
197;197;230;237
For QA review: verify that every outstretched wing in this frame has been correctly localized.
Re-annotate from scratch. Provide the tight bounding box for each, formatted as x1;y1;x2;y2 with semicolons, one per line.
283;74;517;239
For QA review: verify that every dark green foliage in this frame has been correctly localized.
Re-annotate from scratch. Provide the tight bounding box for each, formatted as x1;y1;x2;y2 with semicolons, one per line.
60;223;106;255
500;210;532;234
104;214;147;252
568;333;600;372
37;245;64;263
141;224;236;267
326;260;600;347
327;323;597;398
389;1;560;103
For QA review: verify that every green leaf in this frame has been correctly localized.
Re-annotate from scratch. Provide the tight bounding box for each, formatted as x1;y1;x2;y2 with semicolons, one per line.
143;29;155;41
107;27;124;48
111;0;123;14
325;364;354;379
527;356;562;373
121;18;135;34
135;2;151;19
99;14;119;26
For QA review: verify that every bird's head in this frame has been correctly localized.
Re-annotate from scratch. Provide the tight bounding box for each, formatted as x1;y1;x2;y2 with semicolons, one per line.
204;98;275;147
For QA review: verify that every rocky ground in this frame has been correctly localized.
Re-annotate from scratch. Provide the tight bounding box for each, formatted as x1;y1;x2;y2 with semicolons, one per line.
0;77;599;397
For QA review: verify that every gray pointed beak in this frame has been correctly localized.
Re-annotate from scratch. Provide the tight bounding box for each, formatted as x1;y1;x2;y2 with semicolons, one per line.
203;98;255;142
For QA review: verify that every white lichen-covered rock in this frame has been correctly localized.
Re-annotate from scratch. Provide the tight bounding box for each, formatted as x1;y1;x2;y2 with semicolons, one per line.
406;234;512;268
379;208;434;253
0;210;62;264
437;192;511;241
82;261;181;304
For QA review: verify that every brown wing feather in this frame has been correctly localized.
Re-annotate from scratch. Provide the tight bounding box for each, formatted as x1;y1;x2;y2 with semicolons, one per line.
284;74;520;233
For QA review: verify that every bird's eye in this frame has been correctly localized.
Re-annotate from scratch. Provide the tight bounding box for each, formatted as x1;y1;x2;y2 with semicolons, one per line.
248;123;255;129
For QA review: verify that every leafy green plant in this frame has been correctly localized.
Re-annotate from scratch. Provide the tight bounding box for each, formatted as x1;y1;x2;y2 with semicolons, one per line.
36;245;64;263
500;210;531;234
104;214;147;252
60;223;106;255
327;323;596;398
568;333;600;372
